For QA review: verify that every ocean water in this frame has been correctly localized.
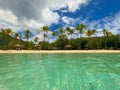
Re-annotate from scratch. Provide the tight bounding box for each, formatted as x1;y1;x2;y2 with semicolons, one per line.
0;53;120;90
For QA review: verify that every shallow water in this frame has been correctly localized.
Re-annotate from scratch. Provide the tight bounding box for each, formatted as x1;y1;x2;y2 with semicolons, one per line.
0;53;120;90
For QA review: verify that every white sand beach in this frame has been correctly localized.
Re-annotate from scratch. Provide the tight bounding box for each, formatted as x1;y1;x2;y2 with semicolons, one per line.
0;50;120;53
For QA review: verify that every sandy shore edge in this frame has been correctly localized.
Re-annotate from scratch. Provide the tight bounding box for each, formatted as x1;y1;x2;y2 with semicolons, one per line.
0;50;120;53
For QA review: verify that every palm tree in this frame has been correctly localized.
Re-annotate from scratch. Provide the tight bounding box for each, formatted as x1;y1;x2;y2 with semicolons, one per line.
106;31;112;37
19;34;22;40
59;34;66;40
91;29;99;49
86;29;94;38
69;29;74;39
86;29;95;49
59;28;64;35
15;33;19;39
76;24;86;38
59;28;67;40
65;26;71;39
34;37;39;44
2;28;12;35
75;24;86;49
0;28;12;49
52;31;57;40
103;29;107;49
0;29;5;34
25;29;30;43
25;29;31;49
102;29;112;49
103;29;107;37
92;29;97;36
42;26;49;41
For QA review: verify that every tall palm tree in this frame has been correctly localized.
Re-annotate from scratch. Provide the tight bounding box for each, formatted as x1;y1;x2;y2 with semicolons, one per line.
106;31;112;37
76;24;86;38
103;28;107;49
59;28;64;35
34;37;39;44
25;29;30;43
69;29;74;39
86;29;95;49
103;29;107;37
92;29;98;49
3;28;12;35
25;29;30;49
52;31;57;40
106;31;112;48
59;28;66;40
42;26;49;41
75;24;86;49
86;29;93;38
19;34;22;40
65;26;71;39
103;28;112;38
15;33;19;39
59;34;66;40
102;28;112;49
92;29;97;36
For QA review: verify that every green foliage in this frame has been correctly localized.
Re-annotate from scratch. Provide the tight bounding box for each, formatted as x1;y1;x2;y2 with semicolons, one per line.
25;29;30;42
1;24;120;50
76;24;86;38
0;33;25;50
34;37;39;44
55;38;68;49
42;26;49;41
39;41;51;50
24;29;31;49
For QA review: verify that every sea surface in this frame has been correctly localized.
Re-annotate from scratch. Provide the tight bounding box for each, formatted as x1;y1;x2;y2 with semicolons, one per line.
0;53;120;90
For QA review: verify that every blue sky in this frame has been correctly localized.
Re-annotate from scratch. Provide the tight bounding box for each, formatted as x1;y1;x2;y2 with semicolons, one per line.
0;0;120;41
51;0;120;30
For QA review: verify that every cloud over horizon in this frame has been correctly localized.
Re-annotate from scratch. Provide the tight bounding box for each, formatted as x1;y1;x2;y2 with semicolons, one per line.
0;0;89;32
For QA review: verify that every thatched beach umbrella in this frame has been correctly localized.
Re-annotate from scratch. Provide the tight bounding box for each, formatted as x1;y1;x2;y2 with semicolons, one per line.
33;45;41;50
14;44;22;50
64;45;73;50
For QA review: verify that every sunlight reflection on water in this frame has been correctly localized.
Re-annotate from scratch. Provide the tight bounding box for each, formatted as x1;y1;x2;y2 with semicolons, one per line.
0;53;120;90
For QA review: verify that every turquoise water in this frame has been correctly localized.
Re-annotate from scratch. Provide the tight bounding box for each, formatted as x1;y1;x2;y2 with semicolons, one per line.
0;53;120;90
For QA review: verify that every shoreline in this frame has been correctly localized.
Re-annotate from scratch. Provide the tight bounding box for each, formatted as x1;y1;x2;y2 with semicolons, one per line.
0;50;120;53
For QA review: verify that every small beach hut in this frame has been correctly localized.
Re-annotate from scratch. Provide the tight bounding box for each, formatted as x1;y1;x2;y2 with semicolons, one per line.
33;45;41;50
64;45;73;50
14;44;22;50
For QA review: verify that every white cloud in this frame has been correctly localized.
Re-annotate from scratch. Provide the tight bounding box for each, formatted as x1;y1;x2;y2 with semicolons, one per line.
62;16;74;24
86;12;120;35
49;0;89;12
41;8;60;25
67;0;88;12
0;9;18;25
30;30;54;43
61;16;86;26
28;11;120;42
24;19;44;29
0;0;89;33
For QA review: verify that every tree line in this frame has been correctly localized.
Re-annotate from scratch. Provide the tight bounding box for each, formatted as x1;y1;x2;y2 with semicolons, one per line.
0;24;120;50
